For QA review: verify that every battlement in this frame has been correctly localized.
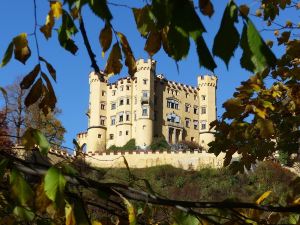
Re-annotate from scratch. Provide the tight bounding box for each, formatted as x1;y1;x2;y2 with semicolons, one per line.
77;132;88;138
89;71;107;84
197;75;217;87
136;58;156;72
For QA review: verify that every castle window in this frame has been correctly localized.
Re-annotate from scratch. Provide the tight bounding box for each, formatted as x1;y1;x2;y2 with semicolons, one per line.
126;98;130;105
126;113;130;121
201;106;206;114
119;131;122;136
126;85;130;90
111;102;116;110
194;106;198;115
185;118;190;128
102;91;106;96
185;93;189;98
98;134;102;138
109;134;114;140
119;114;123;122
100;103;105;110
100;116;106;126
191;137;194;142
126;130;129;135
193;120;198;130
111;116;115;125
194;95;197;100
142;107;148;116
120;86;124;91
167;99;179;109
167;113;180;123
119;99;124;106
143;79;148;85
201;121;206;130
112;90;116;96
201;95;206;101
142;91;148;97
185;104;190;112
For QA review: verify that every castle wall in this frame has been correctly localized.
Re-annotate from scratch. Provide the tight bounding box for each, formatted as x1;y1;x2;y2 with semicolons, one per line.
86;151;229;170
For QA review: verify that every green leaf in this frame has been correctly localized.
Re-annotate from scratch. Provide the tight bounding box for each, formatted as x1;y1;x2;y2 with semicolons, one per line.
104;43;123;76
0;41;13;67
99;23;112;56
24;78;43;107
150;0;171;29
72;198;90;225
44;166;66;208
173;211;200;225
240;19;277;73
161;26;190;61
88;0;112;22
289;214;300;224
20;64;41;89
13;206;35;221
132;6;155;37
213;0;239;67
195;35;216;71
144;30;162;56
120;195;136;225
117;32;137;76
21;128;51;155
57;11;78;54
10;168;34;206
39;57;56;81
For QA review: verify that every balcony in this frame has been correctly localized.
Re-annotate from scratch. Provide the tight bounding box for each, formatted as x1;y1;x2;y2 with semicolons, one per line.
165;121;184;129
141;96;150;104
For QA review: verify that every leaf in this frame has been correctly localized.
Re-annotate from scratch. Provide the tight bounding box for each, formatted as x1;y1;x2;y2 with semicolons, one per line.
24;78;43;107
256;190;272;204
117;32;137;76
44;166;66;208
213;0;239;67
104;43;122;76
0;42;14;67
173;211;200;225
41;71;57;111
88;0;112;22
0;159;9;180
239;4;249;17
119;195;136;225
132;6;155;37
144;30;162;56
13;33;31;64
20;64;41;89
13;206;35;221
39;57;56;81
255;119;274;138
21;128;51;155
195;35;216;71
161;26;190;61
40;1;62;39
57;11;78;54
240;19;277;73
99;23;112;56
65;202;76;225
10;168;34;206
50;1;62;19
199;0;214;17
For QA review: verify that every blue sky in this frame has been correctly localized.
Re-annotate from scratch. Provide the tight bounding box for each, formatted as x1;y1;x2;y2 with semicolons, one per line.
0;0;294;148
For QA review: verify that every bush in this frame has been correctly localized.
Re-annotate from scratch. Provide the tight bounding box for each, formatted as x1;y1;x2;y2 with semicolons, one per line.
179;140;203;150
107;139;136;151
150;137;170;150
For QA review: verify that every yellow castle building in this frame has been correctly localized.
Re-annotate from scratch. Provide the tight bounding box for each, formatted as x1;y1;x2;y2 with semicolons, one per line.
77;59;217;153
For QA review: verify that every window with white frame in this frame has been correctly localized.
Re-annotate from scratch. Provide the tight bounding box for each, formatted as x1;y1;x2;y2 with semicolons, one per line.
201;106;206;114
167;99;179;109
185;118;190;128
167;113;180;123
194;106;198;115
142;107;148;116
111;102;116;110
201;121;206;130
142;90;148;97
193;120;198;130
100;116;106;126
185;104;190;112
111;116;115;125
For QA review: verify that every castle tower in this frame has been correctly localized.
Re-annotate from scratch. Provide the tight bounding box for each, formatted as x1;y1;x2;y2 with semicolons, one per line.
87;72;107;153
197;75;217;150
133;59;156;148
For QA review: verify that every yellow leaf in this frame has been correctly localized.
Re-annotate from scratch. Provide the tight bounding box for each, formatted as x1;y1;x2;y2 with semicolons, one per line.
13;33;31;64
50;1;62;19
293;197;300;205
92;221;102;225
65;202;76;225
256;190;272;205
254;107;266;119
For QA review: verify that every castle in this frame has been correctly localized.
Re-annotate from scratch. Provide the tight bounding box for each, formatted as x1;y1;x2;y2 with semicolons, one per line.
77;59;217;153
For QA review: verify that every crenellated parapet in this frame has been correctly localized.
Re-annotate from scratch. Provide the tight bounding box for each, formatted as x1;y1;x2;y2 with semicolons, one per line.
197;75;217;88
136;58;156;72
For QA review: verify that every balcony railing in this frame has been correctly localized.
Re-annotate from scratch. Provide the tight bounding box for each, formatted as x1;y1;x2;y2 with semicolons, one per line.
166;121;184;128
141;96;150;104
